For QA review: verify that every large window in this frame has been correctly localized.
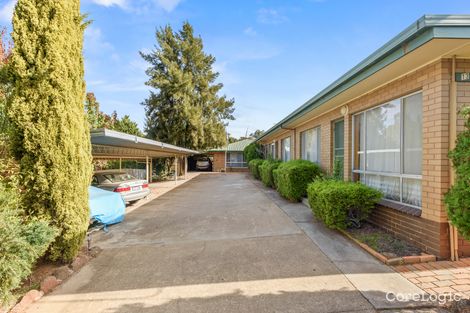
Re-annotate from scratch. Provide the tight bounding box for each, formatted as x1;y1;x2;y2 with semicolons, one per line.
281;137;291;161
352;92;422;208
226;152;246;168
301;127;321;163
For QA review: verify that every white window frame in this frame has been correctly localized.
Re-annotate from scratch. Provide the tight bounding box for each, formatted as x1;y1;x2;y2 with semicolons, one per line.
351;91;423;209
300;126;321;164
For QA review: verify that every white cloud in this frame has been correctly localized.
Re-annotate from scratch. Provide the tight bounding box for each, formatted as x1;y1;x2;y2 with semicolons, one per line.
155;0;182;12
0;0;16;23
257;8;288;24
84;26;115;55
243;27;256;37
90;0;181;12
92;0;126;7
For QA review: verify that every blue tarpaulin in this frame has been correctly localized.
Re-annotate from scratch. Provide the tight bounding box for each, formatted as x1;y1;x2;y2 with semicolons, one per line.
89;186;126;226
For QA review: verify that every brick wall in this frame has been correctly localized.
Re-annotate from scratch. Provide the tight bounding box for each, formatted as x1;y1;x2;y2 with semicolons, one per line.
261;58;470;258
211;152;225;172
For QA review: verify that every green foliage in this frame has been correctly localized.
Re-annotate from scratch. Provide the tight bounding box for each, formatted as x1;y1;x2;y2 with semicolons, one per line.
259;159;281;188
0;170;56;305
8;0;92;261
307;180;382;230
248;159;264;180
142;22;235;150
244;143;263;163
85;92;143;136
332;158;344;180
0;27;12;136
274;160;322;201
445;107;470;240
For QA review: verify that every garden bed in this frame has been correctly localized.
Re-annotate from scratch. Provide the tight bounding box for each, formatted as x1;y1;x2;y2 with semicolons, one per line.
341;222;436;265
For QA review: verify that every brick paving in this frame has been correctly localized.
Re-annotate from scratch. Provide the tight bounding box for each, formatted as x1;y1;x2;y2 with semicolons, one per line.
394;258;470;299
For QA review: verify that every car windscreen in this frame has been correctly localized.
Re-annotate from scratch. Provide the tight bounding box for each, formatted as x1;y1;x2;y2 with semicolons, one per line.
102;173;135;183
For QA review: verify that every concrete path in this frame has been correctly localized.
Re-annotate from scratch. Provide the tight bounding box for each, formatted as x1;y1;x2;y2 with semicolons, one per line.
27;173;439;313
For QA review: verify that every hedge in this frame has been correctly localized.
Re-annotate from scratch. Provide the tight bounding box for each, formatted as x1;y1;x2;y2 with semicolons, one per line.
274;159;322;201
307;180;382;230
248;159;264;180
259;159;281;188
244;143;263;164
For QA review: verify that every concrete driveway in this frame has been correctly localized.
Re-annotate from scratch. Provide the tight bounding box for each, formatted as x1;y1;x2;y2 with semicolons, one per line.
26;173;436;313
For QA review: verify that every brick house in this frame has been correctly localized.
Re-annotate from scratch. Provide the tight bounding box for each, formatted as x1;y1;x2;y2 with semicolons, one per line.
257;15;470;259
208;138;254;172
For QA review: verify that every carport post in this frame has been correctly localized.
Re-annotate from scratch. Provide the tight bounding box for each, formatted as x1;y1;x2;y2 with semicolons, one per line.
150;158;153;183
184;156;188;180
146;155;149;182
174;156;178;184
119;158;122;170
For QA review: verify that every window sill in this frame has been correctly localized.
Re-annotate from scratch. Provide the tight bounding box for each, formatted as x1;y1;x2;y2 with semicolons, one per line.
378;199;422;217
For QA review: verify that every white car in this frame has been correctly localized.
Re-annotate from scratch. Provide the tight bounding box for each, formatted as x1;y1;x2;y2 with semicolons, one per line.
92;170;151;203
196;157;211;171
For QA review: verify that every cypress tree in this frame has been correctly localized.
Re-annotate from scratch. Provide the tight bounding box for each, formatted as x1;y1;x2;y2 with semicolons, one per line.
8;0;92;261
142;22;235;150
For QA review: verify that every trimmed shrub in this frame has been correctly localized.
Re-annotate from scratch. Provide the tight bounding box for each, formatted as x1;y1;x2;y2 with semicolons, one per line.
275;159;322;201
244;143;263;163
307;180;382;230
0;175;57;305
249;159;264;179
259;159;281;188
445;107;470;240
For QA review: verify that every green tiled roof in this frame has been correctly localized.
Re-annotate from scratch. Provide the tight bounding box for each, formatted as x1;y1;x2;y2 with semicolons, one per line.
208;138;254;152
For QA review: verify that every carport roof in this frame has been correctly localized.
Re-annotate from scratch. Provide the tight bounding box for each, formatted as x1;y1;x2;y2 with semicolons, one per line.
91;128;200;159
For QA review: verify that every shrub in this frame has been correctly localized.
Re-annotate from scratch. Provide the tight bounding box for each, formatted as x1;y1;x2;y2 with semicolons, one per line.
259;159;281;188
445;107;470;240
248;159;264;179
275;159;322;201
307;180;382;230
0;175;57;305
244;143;263;163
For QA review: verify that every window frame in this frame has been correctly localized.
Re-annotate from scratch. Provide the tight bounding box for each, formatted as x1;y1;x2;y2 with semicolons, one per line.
351;91;423;209
300;126;321;164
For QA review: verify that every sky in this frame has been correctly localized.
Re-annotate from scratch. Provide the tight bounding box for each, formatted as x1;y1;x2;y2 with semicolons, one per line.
0;1;469;138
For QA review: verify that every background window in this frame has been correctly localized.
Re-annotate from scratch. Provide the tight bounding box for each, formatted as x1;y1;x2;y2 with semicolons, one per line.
301;127;321;163
281;137;291;161
352;93;422;208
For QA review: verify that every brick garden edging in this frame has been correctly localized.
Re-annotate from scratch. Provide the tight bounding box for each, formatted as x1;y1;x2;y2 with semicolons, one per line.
339;229;437;266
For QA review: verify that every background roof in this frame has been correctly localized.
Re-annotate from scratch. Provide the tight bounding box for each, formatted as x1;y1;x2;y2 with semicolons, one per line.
208;138;254;152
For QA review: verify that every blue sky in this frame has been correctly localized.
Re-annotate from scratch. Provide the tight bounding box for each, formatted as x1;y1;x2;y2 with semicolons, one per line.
0;0;469;137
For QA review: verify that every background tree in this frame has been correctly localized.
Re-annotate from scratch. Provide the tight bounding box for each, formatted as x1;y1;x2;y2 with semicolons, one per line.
8;0;92;261
85;92;143;136
141;22;234;150
0;27;12;136
249;129;265;139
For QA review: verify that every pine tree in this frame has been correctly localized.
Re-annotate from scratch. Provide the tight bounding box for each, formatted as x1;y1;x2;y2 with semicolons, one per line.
141;22;234;150
8;0;92;261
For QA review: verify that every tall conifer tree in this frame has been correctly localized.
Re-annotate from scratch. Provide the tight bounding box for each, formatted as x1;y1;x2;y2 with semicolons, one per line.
142;22;234;150
8;0;92;261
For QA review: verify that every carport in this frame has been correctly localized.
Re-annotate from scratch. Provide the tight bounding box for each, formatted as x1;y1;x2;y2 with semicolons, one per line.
90;128;199;183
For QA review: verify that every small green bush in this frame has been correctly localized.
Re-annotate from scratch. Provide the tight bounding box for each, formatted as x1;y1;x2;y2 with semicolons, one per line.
0;177;57;305
307;180;382;230
248;159;264;179
259;159;281;188
445;106;470;240
244;143;263;163
275;159;322;201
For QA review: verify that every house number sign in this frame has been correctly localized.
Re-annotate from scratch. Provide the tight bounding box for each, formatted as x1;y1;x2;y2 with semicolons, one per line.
456;72;470;82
